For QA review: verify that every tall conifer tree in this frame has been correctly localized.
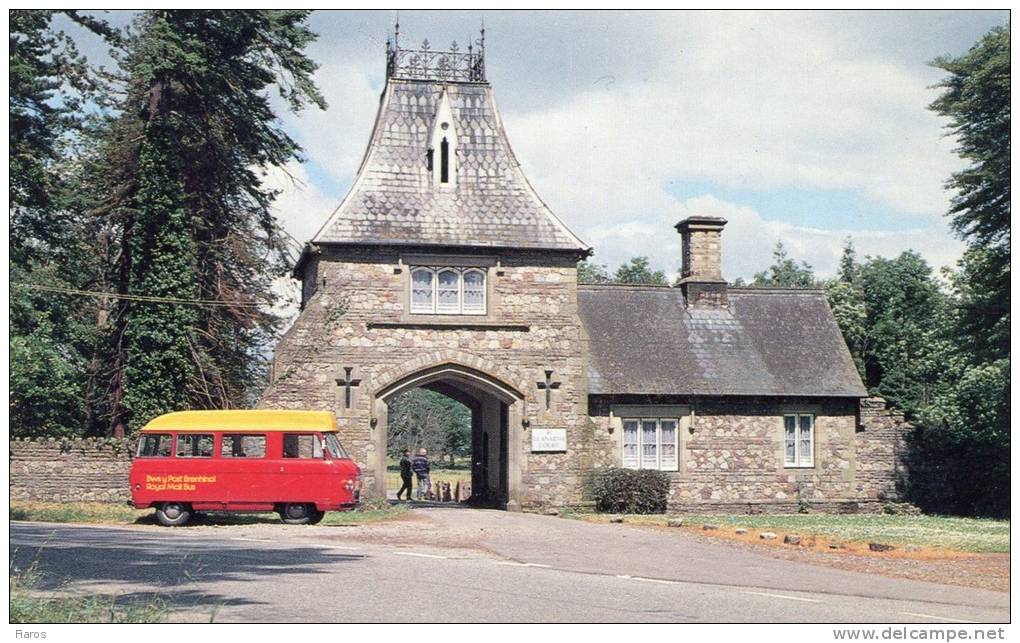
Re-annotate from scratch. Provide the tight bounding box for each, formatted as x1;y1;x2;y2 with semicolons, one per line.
101;10;325;431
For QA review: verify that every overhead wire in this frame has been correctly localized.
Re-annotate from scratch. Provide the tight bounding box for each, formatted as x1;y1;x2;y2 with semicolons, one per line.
13;282;265;308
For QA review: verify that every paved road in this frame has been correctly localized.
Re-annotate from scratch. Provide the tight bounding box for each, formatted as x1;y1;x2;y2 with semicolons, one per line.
10;511;1010;623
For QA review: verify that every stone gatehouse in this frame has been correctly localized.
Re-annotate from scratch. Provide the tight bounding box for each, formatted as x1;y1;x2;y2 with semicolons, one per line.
260;34;908;512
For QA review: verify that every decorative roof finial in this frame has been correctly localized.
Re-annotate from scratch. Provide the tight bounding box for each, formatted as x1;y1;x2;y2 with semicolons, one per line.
386;20;487;83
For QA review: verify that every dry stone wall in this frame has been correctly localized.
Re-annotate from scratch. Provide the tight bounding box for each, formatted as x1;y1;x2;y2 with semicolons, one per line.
10;437;133;503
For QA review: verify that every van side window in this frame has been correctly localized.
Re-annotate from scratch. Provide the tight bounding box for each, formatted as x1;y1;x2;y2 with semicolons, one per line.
221;434;266;458
137;434;172;457
283;434;323;459
176;434;214;458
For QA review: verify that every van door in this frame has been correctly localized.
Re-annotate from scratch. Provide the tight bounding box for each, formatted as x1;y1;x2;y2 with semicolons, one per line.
279;433;331;503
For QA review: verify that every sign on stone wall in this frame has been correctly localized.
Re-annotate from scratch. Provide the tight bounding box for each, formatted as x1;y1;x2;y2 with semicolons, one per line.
531;428;567;453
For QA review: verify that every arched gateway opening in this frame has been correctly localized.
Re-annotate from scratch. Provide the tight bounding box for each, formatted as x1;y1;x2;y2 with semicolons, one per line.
371;364;524;511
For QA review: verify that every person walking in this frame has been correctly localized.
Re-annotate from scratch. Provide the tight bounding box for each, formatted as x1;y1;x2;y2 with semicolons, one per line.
412;447;431;500
396;449;414;501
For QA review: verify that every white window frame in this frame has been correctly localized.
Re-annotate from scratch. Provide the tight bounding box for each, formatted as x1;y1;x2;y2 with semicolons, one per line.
621;417;679;472
409;266;486;315
783;414;815;468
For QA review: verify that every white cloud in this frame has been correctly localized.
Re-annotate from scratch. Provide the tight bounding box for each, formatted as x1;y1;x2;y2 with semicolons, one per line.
276;11;989;278
265;161;338;248
585;194;966;283
491;11;972;277
280;57;382;184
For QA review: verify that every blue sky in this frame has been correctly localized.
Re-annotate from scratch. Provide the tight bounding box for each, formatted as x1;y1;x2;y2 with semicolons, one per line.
64;10;1009;283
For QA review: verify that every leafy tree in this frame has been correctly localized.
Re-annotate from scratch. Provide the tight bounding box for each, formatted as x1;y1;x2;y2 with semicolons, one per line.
824;279;867;378
909;26;1011;516
9;10;117;266
751;242;817;288
9;11;118;437
838;237;859;284
576;259;610;284
858;251;945;417
930;26;1010;364
613;256;668;285
98;10;326;431
387;389;472;464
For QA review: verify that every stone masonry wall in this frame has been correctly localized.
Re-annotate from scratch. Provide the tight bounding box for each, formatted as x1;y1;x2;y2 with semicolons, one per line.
10;438;133;503
855;397;911;504
589;396;913;514
261;245;590;509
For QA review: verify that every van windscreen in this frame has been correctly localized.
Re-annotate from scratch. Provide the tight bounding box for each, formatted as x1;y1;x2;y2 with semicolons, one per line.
324;433;349;459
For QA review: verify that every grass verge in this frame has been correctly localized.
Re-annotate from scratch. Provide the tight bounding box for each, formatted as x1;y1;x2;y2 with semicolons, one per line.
10;565;168;623
566;511;1009;554
10;499;408;527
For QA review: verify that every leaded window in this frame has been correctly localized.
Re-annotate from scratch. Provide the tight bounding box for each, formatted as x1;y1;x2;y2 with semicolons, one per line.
409;266;487;315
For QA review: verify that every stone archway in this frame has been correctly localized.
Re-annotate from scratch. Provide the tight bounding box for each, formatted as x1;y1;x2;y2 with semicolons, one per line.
372;360;526;511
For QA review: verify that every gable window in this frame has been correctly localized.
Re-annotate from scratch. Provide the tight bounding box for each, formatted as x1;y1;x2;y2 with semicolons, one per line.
440;137;450;183
409;266;486;315
784;414;814;468
622;418;678;471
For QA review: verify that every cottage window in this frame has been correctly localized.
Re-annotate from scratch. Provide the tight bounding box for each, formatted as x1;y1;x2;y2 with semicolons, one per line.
409;266;486;315
784;414;814;467
622;418;679;471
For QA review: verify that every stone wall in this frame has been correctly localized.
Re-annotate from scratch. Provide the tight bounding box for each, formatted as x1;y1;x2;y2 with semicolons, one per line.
10;437;133;503
854;397;911;504
262;245;591;509
588;395;913;514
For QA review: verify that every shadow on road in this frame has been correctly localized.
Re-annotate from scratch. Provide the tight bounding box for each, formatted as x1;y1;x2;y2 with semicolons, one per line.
10;523;364;603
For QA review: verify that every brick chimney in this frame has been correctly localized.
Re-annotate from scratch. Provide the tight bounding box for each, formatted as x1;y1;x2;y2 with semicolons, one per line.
675;216;728;308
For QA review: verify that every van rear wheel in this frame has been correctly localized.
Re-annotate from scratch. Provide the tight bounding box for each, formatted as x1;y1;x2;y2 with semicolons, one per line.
155;502;192;527
279;503;319;525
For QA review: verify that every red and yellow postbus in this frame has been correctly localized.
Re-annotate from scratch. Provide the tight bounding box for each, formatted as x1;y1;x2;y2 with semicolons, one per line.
129;410;361;526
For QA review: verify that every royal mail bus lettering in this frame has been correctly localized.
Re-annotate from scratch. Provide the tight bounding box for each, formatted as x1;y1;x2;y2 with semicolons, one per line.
129;410;361;526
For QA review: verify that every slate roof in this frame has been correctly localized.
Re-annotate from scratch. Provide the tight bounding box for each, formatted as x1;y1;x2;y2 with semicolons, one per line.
578;285;867;398
311;79;588;253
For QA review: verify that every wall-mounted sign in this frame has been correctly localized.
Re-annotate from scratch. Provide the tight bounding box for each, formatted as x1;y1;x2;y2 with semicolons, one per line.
531;428;567;453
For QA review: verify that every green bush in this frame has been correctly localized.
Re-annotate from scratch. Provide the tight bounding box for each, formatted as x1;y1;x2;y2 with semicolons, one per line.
586;468;671;514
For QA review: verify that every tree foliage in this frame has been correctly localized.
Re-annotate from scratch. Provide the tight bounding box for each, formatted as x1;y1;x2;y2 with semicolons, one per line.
576;259;611;284
912;26;1011;517
9;11;118;438
577;256;669;285
96;10;326;431
9;10;326;436
614;256;668;285
386;389;472;463
751;242;818;288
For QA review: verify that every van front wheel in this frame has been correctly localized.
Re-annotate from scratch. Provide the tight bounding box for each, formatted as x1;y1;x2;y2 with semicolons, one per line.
155;502;192;527
279;503;319;525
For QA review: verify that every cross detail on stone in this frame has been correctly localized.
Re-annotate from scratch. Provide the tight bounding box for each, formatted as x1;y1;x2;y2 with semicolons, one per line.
536;369;561;410
336;367;362;409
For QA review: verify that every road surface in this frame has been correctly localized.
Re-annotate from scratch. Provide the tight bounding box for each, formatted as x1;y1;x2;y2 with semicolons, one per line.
9;509;1010;623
